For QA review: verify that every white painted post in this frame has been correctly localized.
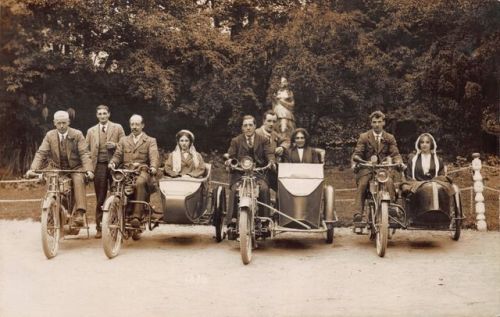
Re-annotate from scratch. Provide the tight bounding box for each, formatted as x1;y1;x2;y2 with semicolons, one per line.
471;153;487;231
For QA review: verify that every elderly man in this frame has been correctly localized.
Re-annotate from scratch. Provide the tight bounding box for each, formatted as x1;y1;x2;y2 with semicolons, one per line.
352;110;402;222
109;114;159;228
86;105;125;238
226;115;275;225
27;110;94;225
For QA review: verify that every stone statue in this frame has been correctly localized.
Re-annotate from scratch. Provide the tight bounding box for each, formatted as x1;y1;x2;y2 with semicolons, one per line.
272;77;296;138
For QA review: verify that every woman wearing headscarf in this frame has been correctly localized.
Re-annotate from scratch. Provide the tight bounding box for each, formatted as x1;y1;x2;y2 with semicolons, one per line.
163;130;206;178
282;128;321;163
405;133;444;181
402;133;458;197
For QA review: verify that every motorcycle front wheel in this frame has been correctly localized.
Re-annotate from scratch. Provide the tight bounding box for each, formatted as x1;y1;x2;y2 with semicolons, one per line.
41;198;61;259
239;207;253;265
376;201;389;257
102;199;123;259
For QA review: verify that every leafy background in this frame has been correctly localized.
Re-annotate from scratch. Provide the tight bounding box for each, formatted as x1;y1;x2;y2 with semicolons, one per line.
1;0;498;176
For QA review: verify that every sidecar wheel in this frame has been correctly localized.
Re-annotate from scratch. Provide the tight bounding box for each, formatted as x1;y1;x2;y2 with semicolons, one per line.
213;186;226;242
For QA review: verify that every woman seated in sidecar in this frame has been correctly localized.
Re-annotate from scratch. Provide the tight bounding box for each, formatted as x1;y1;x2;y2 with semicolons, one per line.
401;133;462;227
282;128;323;163
163;129;206;178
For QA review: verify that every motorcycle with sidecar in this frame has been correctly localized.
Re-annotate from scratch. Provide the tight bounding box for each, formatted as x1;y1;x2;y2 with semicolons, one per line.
225;154;337;265
353;156;463;257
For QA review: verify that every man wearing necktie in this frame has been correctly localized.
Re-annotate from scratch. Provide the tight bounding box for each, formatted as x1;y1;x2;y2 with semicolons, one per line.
109;114;159;229
226;115;276;225
86;105;125;238
351;111;402;222
27;110;94;226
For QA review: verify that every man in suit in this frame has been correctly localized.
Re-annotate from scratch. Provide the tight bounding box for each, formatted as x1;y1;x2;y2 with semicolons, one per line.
26;110;94;225
352;110;402;222
226;115;276;223
86;105;125;238
255;110;290;190
109;114;159;228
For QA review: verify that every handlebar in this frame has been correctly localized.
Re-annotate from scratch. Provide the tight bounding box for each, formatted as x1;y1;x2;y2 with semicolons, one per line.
33;170;87;174
356;162;402;169
228;160;273;173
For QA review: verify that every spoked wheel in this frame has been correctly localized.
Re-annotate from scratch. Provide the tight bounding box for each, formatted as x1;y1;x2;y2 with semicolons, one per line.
375;201;389;257
323;186;334;244
102;199;123;259
213;186;226;242
239;207;253;265
451;196;462;241
41;199;61;259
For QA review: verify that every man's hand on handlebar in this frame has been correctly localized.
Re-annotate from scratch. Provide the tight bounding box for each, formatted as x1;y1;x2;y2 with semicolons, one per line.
85;171;95;180
25;170;38;178
149;167;157;175
108;162;116;170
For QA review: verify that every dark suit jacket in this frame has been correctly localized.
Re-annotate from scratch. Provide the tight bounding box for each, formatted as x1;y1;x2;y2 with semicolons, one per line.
227;133;275;184
86;121;125;170
111;133;159;169
352;129;402;178
283;146;321;163
30;128;92;171
255;126;290;152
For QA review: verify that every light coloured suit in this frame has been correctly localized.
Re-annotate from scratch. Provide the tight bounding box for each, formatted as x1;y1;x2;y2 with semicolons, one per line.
111;133;160;217
30;128;92;211
86;121;125;170
86;121;125;231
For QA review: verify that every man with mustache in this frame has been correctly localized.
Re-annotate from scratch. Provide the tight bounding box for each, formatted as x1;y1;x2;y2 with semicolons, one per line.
109;114;159;228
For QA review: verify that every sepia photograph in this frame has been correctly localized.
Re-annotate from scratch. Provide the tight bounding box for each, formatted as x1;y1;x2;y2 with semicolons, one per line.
0;1;499;316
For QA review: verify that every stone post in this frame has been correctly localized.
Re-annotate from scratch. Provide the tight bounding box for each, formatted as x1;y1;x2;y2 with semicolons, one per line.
471;153;487;231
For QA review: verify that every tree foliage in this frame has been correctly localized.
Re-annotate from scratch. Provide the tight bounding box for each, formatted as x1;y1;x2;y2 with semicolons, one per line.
0;0;498;175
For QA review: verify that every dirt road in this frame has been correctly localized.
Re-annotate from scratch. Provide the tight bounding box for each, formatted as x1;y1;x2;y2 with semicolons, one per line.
0;220;499;317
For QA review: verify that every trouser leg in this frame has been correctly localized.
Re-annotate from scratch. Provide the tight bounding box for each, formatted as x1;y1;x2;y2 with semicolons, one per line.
226;183;239;224
94;162;109;231
72;173;87;212
257;178;270;217
132;171;149;218
355;174;370;214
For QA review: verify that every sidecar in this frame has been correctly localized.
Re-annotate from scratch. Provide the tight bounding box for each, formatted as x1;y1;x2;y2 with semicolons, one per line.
157;164;226;241
274;162;337;243
403;180;462;235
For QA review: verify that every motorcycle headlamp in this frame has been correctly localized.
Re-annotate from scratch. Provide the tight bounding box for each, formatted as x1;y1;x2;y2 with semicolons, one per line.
112;171;125;182
240;157;254;171
376;169;389;183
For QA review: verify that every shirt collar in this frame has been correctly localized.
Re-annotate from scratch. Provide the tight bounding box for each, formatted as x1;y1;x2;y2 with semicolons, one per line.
58;131;68;140
133;133;143;141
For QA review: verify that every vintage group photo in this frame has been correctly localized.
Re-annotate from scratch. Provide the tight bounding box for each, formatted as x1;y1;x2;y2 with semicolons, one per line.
1;1;499;316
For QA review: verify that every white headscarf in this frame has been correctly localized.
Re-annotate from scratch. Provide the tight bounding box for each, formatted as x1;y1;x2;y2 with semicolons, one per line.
171;130;200;173
411;133;440;179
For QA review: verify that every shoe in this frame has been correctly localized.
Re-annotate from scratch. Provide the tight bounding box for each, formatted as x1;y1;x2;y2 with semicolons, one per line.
353;212;364;223
130;217;141;228
73;210;85;226
95;231;102;239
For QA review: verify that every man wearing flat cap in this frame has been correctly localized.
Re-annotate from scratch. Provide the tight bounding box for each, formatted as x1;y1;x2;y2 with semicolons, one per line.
27;110;94;226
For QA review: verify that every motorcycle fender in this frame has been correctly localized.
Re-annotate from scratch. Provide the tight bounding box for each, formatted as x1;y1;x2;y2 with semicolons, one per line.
380;192;391;201
239;196;252;208
102;195;117;212
42;195;56;209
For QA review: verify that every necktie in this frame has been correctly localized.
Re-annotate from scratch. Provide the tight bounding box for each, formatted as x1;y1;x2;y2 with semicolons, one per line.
102;125;106;133
60;135;65;147
247;137;253;148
